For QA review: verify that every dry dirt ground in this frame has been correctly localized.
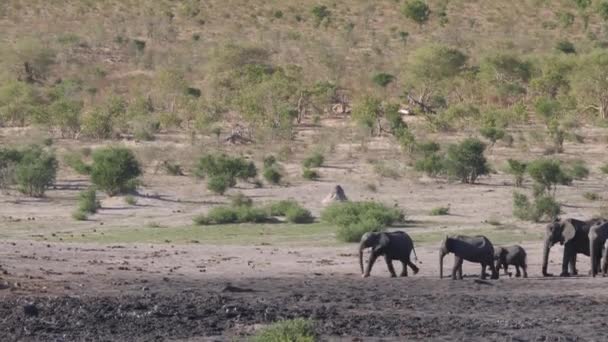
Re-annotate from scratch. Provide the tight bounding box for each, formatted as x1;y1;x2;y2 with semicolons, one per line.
1;125;608;341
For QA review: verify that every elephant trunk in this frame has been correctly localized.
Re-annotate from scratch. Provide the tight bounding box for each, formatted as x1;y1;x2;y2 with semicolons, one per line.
439;249;446;279
542;238;551;276
591;239;597;277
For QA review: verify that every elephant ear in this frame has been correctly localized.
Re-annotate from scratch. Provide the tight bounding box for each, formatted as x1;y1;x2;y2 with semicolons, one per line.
374;233;390;251
563;220;577;243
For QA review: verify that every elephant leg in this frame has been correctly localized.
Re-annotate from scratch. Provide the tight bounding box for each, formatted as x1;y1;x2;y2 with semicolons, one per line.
569;253;578;276
399;260;408;277
560;244;574;277
452;256;463;280
522;264;528;278
480;263;488;279
364;251;379;277
385;257;397;277
503;263;510;276
407;260;419;275
515;265;521;277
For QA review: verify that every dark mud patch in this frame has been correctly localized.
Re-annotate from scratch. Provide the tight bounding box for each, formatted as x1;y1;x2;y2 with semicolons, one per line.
1;277;607;341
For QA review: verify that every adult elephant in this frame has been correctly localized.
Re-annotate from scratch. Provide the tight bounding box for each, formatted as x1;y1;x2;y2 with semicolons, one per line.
439;235;498;280
589;220;608;277
359;231;419;278
542;218;601;277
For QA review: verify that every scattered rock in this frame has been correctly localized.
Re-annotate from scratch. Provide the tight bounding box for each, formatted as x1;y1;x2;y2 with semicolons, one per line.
23;303;39;317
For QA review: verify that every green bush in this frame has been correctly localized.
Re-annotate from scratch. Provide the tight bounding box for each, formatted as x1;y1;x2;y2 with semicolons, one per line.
506;159;527;187
527;159;571;195
235;206;268;223
91;147;141;196
0;148;23;189
252;318;316;342
533;195;561;221
302;152;324;168
193;215;211;225
206;206;239;224
267;200;301;216
372;73;395;87
414;153;445;177
16;146;58;197
64;153;92;175
231;193;253;207
479;126;505;146
207;175;235;195
429;206;450;216
302;168;320;180
567;160;589;180
402;0;431;25
72;210;88;221
124;195;137;206
263;166;282;184
444;138;489;184
311;5;330;27
601;1;608;21
556;40;576;54
77;188;100;214
285;206;314;224
513;192;533;221
263;155;277;168
583;192;601;201
322;201;404;242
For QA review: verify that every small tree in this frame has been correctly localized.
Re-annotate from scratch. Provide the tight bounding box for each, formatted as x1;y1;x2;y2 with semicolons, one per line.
351;96;382;136
195;153;257;194
444;138;489;184
402;0;431;25
479;126;505;149
526;159;571;196
91;147;141;196
506;159;527;187
15;146;57;197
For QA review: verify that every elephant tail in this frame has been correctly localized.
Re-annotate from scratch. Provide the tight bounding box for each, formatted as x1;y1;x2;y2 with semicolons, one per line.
410;247;419;264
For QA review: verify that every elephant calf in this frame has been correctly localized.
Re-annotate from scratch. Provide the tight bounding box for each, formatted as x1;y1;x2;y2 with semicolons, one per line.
494;245;527;278
439;235;498;280
359;231;419;278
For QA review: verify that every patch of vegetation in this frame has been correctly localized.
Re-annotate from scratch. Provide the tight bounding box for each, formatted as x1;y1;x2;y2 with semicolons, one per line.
230;192;253;207
311;5;331;27
429;206;450;216
479;126;505;147
372;73;395;87
506;159;527;187
302;152;324;168
162;161;184;176
584;192;601;201
72;210;88;221
402;0;431;25
124;195;137;206
526;159;571;196
373;161;402;179
555;40;576;54
513;192;561;222
600;163;608;174
321;201;404;242
302;168;320;180
285;206;314;224
267;200;301;216
15;146;58;197
444;138;489;184
263;167;282;184
91;147;141;196
77;187;100;214
195;153;257;194
567;160;589;180
206;175;235;195
252;318;317;342
64;152;92;175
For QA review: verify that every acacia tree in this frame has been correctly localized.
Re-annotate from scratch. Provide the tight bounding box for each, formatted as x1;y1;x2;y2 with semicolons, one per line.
402;44;467;117
571;50;608;119
479;52;532;106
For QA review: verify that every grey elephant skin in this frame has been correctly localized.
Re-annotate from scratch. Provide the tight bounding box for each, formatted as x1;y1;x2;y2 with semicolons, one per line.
494;245;527;278
602;240;608;277
542;218;601;277
439;235;498;280
359;231;419;278
589;220;608;277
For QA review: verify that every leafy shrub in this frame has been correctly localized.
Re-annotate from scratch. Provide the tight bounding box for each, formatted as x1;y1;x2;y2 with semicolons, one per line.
567;160;589;180
402;0;431;25
16;146;58;197
506;159;527;187
72;210;88;221
479;126;505;147
77;188;100;214
206;206;239;224
91;147;141;196
414;153;445;177
601;1;608;21
230;193;253;207
64;153;92;175
207;175;235;195
372;73;395;87
263;155;277;168
584;192;601;201
193;215;211;225
302;168;320;180
322;201;404;242
0;148;23;189
556;40;576;54
263;166;282;184
533;195;561;221
302;152;324;168
429;207;450;216
444;138;489;184
252;318;316;342
124;195;137;206
267;200;301;216
162;161;183;176
311;5;330;27
286;206;314;224
527;159;571;195
235;206;268;223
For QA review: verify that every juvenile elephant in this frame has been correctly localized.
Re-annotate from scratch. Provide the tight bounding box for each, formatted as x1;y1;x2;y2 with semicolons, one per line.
542;218;601;277
494;245;527;278
589;220;608;277
359;231;419;278
439;235;498;280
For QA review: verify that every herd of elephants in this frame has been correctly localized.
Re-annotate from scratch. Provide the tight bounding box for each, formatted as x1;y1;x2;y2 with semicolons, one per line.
358;218;608;279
